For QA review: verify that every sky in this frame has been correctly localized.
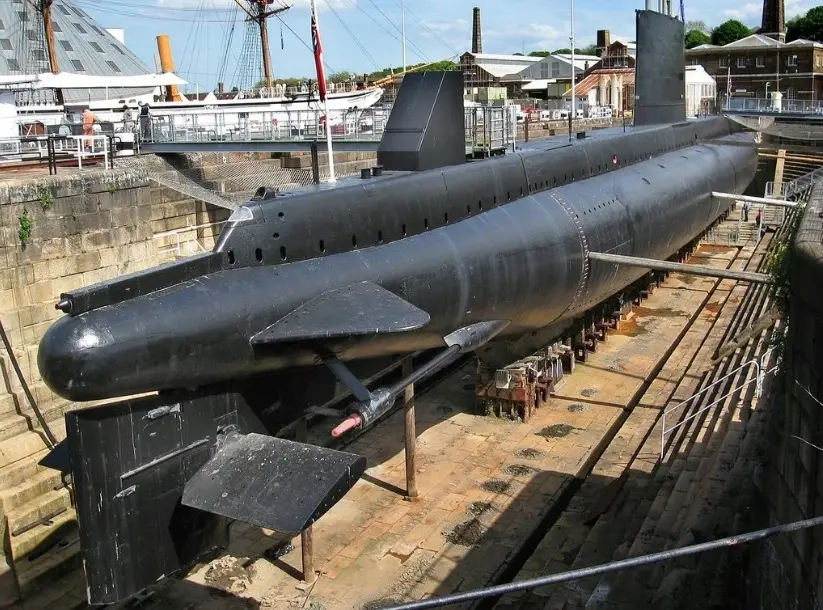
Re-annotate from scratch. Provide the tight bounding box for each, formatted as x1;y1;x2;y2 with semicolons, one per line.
75;0;818;92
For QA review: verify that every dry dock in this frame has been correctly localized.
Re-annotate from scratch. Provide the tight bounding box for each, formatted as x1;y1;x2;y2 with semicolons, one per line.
110;202;785;610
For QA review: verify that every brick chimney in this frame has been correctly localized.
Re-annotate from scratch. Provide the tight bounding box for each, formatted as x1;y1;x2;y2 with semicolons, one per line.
596;30;611;57
472;7;482;54
762;0;785;42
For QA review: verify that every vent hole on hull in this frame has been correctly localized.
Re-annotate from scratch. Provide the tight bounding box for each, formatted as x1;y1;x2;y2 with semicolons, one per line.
255;248;263;262
279;246;287;261
467;205;471;216
319;239;325;253
424;218;429;230
444;212;449;224
378;230;383;243
227;250;235;265
402;224;407;236
352;235;358;248
273;232;280;239
478;200;483;211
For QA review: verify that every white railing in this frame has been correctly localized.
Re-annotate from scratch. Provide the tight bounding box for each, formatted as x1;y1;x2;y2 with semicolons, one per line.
660;359;762;459
141;106;519;153
724;97;823;115
141;107;390;145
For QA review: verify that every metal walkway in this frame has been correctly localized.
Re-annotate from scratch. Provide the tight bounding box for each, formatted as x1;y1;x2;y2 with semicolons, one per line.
137;106;518;156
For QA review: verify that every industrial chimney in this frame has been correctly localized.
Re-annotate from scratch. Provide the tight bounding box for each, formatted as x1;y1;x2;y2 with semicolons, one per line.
762;0;785;42
472;7;482;54
596;30;611;57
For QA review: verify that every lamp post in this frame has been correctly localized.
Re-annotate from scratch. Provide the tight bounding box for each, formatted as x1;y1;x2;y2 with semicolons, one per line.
401;0;406;73
570;0;575;140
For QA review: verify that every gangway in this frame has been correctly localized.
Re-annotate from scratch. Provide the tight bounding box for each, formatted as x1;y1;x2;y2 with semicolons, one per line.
138;106;517;157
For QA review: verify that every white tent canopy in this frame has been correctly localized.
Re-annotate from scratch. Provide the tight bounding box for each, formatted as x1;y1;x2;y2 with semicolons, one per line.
0;72;187;91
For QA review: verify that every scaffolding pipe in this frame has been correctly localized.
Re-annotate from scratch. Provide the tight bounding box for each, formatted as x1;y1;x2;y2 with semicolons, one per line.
711;191;799;208
385;516;823;609
588;252;773;284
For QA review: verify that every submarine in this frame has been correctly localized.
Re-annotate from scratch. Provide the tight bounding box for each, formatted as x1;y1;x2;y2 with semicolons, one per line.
37;10;759;604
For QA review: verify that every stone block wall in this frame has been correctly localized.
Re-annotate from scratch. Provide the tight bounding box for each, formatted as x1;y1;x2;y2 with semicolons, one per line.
747;182;823;609
0;169;230;412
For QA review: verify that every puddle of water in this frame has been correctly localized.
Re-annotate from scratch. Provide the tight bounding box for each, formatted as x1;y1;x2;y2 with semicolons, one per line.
480;479;512;493
503;464;535;477
536;423;578;439
444;518;487;547
516;448;545;460
467;501;495;517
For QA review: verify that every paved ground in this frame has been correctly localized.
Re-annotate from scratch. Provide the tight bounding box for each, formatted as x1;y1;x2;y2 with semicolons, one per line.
113;248;738;610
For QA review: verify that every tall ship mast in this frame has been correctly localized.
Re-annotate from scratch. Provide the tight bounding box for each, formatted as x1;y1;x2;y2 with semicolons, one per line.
233;0;290;89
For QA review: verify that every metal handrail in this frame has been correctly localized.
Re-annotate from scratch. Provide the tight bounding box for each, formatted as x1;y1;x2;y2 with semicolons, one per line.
660;359;761;458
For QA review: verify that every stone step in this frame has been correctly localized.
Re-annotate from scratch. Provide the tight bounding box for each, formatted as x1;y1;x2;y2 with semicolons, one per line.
280;151;376;169
591;284;774;606
0;432;51;473
0;393;18;417
0;412;32;442
8;508;77;562
6;487;73;543
0;469;65;534
505;271;736;609
17;560;85;608
570;267;767;606
0;449;49;492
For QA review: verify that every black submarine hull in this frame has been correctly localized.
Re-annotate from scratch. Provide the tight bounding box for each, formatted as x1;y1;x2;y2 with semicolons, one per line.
38;126;757;402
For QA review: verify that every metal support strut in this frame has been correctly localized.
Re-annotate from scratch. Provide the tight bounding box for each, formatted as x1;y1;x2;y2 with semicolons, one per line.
403;356;418;499
384;516;823;610
711;191;799;209
588;252;773;284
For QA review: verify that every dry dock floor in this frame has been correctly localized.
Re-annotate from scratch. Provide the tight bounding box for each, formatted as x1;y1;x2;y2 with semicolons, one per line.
114;245;750;610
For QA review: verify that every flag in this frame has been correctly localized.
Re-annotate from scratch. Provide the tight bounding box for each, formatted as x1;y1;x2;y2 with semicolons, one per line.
280;24;284;50
310;3;327;101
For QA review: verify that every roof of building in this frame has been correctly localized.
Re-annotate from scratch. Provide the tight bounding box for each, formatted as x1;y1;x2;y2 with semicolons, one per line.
522;79;559;90
563;67;634;97
688;34;823;52
554;53;601;71
466;52;542;79
685;65;715;85
0;0;153;104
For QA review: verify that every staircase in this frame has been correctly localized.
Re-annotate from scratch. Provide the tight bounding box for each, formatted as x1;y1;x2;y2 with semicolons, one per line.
0;352;85;610
497;201;797;609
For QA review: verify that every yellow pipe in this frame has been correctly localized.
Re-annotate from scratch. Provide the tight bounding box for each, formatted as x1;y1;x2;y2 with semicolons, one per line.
156;34;181;102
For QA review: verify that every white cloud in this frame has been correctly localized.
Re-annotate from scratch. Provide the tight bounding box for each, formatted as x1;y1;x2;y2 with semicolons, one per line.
721;3;761;19
421;19;470;33
486;23;568;50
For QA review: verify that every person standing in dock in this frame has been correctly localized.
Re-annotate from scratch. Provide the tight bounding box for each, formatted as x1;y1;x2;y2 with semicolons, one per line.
82;107;97;152
138;102;152;141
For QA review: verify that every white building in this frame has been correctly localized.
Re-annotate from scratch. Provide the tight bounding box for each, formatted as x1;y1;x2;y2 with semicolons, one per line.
685;65;716;117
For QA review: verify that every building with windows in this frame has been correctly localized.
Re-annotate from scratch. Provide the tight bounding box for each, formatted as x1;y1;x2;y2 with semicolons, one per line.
0;0;153;105
562;38;637;114
686;34;823;102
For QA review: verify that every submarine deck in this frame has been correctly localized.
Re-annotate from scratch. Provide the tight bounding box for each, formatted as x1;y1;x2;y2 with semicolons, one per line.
96;202;785;610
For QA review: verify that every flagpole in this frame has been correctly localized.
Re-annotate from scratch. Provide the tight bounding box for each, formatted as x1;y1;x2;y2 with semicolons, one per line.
310;0;335;182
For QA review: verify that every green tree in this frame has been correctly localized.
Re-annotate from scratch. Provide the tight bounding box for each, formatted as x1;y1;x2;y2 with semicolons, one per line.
786;6;823;41
328;71;352;83
685;29;711;48
685;19;709;33
529;51;550;57
711;19;750;45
